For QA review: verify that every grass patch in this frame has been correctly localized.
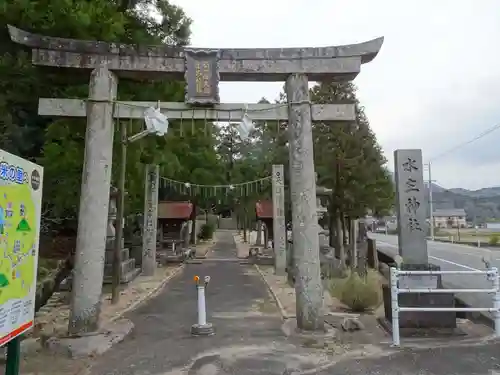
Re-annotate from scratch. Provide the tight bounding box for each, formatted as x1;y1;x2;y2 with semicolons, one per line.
328;269;382;312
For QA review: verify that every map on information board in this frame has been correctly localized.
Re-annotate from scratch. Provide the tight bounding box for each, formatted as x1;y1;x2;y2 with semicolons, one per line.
0;149;43;346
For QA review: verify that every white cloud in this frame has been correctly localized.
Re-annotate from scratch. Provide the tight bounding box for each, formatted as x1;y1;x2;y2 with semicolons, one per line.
171;0;500;190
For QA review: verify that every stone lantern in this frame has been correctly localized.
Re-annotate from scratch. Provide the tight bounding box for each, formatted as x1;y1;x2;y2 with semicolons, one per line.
315;173;331;233
106;186;119;249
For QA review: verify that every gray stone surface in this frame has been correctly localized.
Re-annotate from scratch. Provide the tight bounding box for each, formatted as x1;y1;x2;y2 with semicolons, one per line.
39;99;356;121
272;164;287;275
341;317;365;332
68;65;117;335
142;164;159;276
44;319;134;359
286;73;323;331
394;149;428;264
8;25;384;81
191;323;215;336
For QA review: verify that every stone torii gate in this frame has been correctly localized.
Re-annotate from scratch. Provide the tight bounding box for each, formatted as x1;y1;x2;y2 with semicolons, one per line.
8;25;383;334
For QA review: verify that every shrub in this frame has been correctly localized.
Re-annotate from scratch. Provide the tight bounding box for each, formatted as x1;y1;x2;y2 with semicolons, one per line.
489;234;499;246
329;269;382;312
198;223;215;241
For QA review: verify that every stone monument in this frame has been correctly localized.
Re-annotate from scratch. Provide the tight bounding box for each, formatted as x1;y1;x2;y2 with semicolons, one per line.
142;164;159;276
272;164;287;275
382;149;456;331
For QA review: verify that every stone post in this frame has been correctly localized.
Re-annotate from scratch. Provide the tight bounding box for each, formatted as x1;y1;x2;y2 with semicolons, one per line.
106;187;118;249
394;149;428;264
256;221;262;246
68;65;117;335
286;73;323;331
272;164;287;275
183;220;191;249
142;164;159;276
263;225;269;249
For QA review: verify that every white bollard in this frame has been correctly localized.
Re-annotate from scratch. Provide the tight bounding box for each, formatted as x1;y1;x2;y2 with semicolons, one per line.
390;267;400;347
191;275;215;336
197;285;207;326
491;267;500;337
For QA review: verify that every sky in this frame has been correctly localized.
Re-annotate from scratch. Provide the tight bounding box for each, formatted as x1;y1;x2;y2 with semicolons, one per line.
170;0;500;190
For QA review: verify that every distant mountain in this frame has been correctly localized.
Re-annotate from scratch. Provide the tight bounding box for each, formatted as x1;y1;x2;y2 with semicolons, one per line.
425;186;500;223
447;187;500;198
387;171;500;222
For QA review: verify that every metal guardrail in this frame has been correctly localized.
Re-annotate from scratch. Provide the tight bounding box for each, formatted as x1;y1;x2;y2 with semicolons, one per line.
390;267;500;346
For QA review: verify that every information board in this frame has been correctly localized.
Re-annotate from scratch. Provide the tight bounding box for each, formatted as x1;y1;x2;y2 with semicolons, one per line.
0;149;43;346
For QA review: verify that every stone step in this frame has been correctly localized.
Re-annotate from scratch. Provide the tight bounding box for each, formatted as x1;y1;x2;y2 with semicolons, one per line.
104;258;135;277
105;248;130;264
103;267;141;284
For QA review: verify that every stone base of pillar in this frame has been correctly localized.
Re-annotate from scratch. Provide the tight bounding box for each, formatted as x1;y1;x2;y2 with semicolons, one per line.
382;264;457;332
191;323;215;336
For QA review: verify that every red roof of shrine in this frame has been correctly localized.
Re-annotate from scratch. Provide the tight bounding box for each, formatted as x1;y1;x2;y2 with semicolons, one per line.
158;201;193;219
255;200;273;219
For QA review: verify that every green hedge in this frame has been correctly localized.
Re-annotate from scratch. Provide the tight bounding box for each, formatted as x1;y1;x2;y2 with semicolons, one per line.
198;223;216;240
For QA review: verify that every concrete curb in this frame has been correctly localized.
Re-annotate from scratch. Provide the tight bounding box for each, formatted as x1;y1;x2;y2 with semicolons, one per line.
110;264;185;322
254;264;296;320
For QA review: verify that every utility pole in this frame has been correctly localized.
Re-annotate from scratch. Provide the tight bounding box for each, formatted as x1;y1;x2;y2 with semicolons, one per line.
427;162;434;240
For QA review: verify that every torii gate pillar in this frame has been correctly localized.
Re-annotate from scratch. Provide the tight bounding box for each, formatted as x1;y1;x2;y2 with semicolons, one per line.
286;74;323;330
69;66;117;335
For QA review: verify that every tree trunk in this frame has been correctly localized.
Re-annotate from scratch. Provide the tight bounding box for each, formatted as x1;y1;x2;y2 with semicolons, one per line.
243;209;248;243
356;221;368;278
335;210;345;268
328;203;336;247
350;219;358;269
341;213;348;247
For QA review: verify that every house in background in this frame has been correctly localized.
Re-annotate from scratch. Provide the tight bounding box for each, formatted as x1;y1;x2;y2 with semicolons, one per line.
433;208;466;228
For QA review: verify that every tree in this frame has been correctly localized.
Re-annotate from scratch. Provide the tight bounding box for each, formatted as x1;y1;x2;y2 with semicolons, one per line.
0;0;212;234
309;81;394;267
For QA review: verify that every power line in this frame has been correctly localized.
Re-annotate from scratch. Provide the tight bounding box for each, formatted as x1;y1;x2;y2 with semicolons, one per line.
429;122;500;162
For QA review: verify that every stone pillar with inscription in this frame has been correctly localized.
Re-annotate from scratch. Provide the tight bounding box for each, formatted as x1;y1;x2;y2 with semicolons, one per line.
68;65;117;336
286;73;323;331
272;164;287;275
142;164;159;276
382;149;456;330
394;149;428;264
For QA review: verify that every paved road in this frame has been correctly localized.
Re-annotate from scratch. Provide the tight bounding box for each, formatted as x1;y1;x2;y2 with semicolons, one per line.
322;342;500;375
370;233;500;316
88;231;332;375
85;231;500;375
